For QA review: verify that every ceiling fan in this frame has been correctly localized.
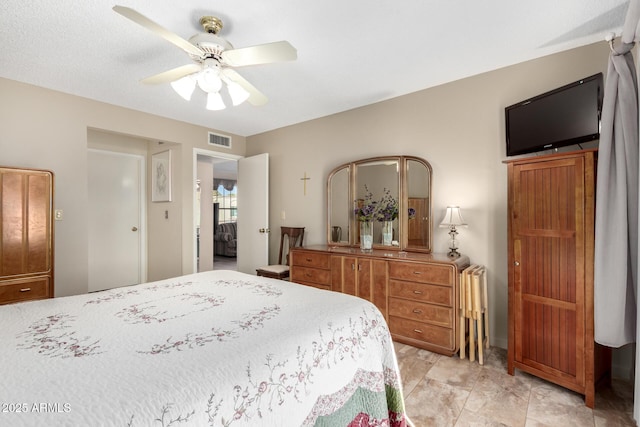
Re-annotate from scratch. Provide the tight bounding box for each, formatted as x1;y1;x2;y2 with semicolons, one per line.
113;5;297;110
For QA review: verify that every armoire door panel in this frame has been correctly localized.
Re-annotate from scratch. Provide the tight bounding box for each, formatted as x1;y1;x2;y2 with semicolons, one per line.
520;236;576;303
26;174;52;273
520;299;577;377
518;163;576;232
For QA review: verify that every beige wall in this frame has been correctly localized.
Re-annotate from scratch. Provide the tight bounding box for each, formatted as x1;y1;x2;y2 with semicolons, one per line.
246;41;612;351
0;78;246;296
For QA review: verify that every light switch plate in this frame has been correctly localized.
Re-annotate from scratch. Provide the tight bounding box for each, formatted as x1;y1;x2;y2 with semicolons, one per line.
55;209;63;220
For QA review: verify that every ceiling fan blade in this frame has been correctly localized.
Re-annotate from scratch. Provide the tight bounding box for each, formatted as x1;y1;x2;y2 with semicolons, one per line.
222;69;268;106
113;5;205;58
141;64;202;85
221;41;297;67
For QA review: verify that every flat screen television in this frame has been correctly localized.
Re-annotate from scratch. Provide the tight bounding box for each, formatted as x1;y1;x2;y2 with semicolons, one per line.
505;73;603;157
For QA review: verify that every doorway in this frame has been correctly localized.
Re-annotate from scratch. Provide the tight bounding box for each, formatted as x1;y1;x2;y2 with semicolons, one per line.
194;149;241;273
193;149;270;275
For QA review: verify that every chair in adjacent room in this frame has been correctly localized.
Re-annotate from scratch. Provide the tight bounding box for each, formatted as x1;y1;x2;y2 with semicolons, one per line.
256;227;305;280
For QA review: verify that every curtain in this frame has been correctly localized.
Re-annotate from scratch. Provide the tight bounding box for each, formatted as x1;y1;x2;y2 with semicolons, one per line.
592;0;640;422
214;179;237;191
594;39;638;348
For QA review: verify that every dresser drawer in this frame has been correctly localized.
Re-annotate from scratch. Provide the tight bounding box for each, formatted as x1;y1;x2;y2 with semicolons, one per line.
291;266;331;286
389;316;453;349
389;279;452;306
0;276;50;304
388;261;453;286
388;297;452;328
291;251;331;269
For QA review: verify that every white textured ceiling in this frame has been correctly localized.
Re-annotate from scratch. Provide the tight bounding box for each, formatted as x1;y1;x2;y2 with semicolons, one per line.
0;1;628;137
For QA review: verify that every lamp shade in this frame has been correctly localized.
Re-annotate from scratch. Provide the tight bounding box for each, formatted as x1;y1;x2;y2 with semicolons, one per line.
170;75;196;101
206;92;226;111
439;206;467;227
227;81;250;106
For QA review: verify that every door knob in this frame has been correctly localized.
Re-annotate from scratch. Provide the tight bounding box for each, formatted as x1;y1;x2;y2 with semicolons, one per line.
514;261;520;266
132;226;138;232
259;228;271;233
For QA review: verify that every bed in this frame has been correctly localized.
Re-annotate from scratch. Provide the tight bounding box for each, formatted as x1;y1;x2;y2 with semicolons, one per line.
0;270;408;426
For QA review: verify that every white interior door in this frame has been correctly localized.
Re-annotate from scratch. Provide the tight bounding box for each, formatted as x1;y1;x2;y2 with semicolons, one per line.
237;153;269;274
88;149;145;291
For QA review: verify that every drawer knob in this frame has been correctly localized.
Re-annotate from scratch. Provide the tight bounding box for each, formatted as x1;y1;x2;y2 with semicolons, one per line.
413;329;423;334
413;271;422;275
306;258;312;262
20;288;31;292
412;309;423;314
413;290;423;295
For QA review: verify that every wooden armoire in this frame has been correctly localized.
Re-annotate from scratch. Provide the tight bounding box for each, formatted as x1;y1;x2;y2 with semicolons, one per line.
505;149;610;408
0;167;54;305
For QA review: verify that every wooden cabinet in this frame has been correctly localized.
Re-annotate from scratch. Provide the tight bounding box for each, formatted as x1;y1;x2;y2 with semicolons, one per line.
290;246;468;355
0;167;54;304
289;250;331;290
505;150;610;408
331;255;388;319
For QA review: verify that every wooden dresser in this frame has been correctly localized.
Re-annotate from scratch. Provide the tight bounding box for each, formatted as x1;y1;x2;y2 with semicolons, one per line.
290;245;469;355
0;167;54;305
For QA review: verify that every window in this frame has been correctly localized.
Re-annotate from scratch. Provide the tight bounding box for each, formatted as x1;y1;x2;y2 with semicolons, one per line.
213;183;237;223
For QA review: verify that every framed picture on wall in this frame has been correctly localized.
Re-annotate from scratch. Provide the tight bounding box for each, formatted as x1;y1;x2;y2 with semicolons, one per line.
152;150;171;202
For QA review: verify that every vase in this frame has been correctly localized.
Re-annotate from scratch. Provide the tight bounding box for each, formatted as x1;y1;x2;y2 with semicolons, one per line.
331;226;342;243
360;221;373;250
382;221;393;245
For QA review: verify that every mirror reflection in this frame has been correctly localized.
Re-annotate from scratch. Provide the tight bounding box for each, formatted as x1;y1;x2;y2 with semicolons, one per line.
356;160;399;247
329;166;350;243
406;159;431;249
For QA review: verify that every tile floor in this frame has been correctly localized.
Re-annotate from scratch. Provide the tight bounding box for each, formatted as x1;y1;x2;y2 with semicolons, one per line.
395;343;635;426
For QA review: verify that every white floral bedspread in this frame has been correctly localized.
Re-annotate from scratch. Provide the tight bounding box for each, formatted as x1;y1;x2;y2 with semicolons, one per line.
0;270;407;426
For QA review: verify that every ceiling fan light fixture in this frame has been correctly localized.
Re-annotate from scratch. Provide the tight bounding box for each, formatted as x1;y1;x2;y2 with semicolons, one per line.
206;92;226;110
197;68;223;93
170;74;196;100
227;81;250;106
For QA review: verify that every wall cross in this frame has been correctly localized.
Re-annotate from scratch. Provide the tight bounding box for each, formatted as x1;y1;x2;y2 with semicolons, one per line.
300;172;311;196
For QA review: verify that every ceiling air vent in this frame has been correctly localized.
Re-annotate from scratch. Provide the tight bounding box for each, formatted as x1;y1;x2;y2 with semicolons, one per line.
208;132;232;149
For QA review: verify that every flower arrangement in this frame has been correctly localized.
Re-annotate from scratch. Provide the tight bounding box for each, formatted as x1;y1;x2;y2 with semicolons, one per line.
354;185;377;222
375;188;398;222
408;207;416;220
354;186;399;222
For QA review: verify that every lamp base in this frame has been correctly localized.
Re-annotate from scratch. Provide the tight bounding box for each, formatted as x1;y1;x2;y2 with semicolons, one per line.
447;248;461;258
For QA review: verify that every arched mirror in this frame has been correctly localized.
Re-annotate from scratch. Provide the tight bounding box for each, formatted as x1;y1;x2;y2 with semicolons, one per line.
327;155;432;253
405;158;432;251
328;165;350;244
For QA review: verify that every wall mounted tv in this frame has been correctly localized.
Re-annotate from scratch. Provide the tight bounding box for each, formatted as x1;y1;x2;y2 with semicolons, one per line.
505;73;603;157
